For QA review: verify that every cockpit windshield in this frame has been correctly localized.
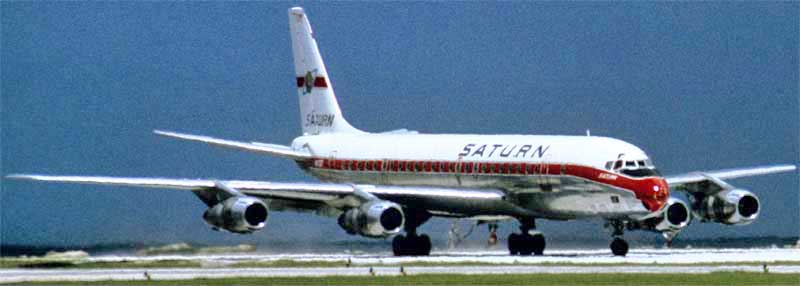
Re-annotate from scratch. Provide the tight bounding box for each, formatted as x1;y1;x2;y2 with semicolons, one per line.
620;168;661;177
605;159;661;178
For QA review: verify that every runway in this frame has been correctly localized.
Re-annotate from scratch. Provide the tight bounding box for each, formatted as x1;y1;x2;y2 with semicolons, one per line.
2;248;798;283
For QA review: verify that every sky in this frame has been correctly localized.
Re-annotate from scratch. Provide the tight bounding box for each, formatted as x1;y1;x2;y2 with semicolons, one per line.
2;2;798;249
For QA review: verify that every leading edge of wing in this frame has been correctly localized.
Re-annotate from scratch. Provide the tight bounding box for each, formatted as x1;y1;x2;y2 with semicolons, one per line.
153;130;311;160
6;174;215;190
665;164;797;186
6;174;504;202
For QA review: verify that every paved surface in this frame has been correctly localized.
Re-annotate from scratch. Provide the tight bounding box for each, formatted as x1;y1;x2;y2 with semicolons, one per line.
2;265;799;283
2;248;799;283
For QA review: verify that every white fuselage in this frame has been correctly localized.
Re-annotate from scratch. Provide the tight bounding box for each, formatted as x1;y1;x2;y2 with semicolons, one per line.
291;133;669;219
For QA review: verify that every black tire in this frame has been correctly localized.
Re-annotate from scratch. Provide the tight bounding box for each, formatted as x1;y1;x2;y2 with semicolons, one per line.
418;234;432;256
531;233;546;256
610;237;629;256
508;233;520;255
392;235;406;256
518;234;533;256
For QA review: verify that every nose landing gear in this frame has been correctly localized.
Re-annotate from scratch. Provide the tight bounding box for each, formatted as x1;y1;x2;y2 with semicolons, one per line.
608;220;629;256
507;217;545;256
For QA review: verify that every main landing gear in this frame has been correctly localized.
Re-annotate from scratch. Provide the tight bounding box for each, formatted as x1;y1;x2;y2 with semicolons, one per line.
608;220;629;256
392;209;432;256
507;217;545;256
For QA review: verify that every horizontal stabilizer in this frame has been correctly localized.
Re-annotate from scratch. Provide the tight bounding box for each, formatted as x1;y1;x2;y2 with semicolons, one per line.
154;130;311;160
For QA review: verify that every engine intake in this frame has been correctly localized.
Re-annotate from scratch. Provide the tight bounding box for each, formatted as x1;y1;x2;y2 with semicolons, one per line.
694;189;759;225
338;200;404;238
629;197;691;232
203;196;268;233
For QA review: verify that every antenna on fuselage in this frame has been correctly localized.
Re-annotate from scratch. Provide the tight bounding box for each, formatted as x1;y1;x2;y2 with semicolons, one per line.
586;129;591;136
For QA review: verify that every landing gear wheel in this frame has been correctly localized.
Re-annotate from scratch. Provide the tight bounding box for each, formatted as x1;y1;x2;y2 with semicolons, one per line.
531;233;545;256
610;237;629;256
393;234;432;256
507;232;545;256
507;233;520;255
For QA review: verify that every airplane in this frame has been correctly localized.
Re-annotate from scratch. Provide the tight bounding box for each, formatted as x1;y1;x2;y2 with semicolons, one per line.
8;7;796;256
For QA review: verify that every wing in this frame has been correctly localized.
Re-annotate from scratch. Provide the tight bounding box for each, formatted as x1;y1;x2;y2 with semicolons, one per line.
153;130;311;160
6;174;519;218
665;164;796;194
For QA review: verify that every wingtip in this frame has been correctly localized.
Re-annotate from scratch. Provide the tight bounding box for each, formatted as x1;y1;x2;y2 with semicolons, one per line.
6;174;35;180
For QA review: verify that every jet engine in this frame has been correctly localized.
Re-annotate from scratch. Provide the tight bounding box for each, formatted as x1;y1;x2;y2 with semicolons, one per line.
629;197;691;232
338;200;404;238
203;196;268;234
693;189;759;225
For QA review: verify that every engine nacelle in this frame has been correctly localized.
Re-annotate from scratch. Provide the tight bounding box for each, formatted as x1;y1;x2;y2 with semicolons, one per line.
203;196;268;234
337;200;404;238
629;197;691;232
694;189;759;225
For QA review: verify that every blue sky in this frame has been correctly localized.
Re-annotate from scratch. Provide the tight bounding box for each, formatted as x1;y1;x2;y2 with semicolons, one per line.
2;2;798;248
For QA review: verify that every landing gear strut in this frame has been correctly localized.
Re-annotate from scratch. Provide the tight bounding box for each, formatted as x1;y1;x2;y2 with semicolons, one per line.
507;217;545;256
392;209;432;256
608;220;629;256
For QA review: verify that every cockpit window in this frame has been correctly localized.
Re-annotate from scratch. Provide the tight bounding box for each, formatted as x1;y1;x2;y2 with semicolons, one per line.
611;158;660;177
620;168;662;177
605;161;614;170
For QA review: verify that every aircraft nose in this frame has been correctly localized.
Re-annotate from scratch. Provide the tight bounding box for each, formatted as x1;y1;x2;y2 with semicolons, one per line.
642;178;670;212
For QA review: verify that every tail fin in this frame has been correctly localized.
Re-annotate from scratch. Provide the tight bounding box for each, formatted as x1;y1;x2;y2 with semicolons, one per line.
289;7;362;135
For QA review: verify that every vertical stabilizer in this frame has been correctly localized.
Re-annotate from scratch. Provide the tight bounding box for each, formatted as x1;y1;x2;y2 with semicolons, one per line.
289;7;362;135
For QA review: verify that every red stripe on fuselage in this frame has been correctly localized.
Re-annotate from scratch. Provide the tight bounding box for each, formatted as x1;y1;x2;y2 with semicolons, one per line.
307;158;668;212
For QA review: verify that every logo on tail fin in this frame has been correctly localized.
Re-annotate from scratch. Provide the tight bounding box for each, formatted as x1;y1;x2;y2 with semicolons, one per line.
296;69;328;95
304;71;314;94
